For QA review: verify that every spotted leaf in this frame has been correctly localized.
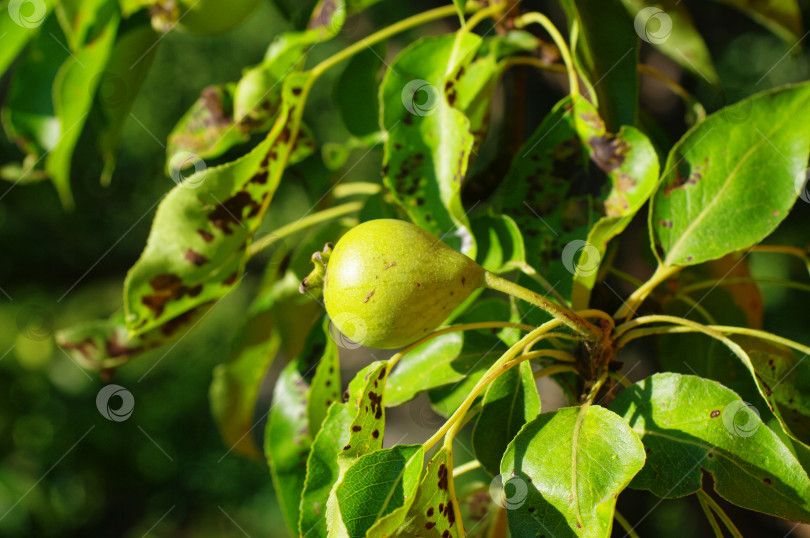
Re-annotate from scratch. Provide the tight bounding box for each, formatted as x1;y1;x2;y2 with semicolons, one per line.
611;373;810;521
380;34;483;254
124;72;314;337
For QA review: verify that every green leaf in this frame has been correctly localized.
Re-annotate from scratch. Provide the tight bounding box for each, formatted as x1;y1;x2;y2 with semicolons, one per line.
380;34;483;254
2;17;69;162
500;405;645;537
93;23;159;185
266;351;316;536
337;444;424;537
299;403;353;538
166;83;250;164
650;82;810;267
713;0;803;43
56;306;209;365
124;72;314;337
54;0;107;51
209;286;280;461
610;372;810;521
470;214;526;274
472;361;540;476
498;97;658;305
621;0;718;84
561;0;639;130
326;361;389;536
306;317;342;436
46;0;120;206
334;43;383;137
234;30;321;126
0;0;53;76
385;330;508;407
117;0;154;16
391;447;459;537
571;99;659;307
497;97;587;302
733;336;810;449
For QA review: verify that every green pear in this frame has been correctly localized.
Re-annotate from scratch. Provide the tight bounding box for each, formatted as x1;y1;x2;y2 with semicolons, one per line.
301;219;484;349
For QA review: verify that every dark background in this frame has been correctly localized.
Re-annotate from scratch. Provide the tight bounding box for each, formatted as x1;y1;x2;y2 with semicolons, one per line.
1;0;809;536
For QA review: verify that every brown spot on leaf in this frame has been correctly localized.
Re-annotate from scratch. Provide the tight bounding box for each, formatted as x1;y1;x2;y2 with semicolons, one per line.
184;249;208;266
437;463;448;490
343;444;351;451
763;477;772;485
197;229;214;242
364;289;375;303
426;507;434;517
372;429;379;439
249;170;268;185
589;135;628;173
223;272;239;286
352;425;361;432
368;391;383;419
710;410;720;418
208;191;258;235
425;522;436;530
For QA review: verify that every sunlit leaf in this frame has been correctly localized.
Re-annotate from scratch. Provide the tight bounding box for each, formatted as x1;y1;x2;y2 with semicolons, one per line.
124;72;314;337
650;82;810;267
501;405;645;536
380;34;483;254
611;373;810;521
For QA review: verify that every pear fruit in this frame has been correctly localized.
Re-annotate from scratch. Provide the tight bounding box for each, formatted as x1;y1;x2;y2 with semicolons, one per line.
301;219;484;349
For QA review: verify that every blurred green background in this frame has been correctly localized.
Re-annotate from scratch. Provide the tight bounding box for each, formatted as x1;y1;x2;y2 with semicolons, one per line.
1;0;810;536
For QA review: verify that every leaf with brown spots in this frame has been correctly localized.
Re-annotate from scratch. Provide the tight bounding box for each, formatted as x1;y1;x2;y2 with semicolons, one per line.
56;306;209;368
732;335;810;449
391;447;459;538
306;317;342;436
560;0;638;130
380;34;484;255
166;83;250;164
124;71;315;337
611;373;810;522
571;98;659;308
651;82;810;268
325;361;389;536
497;96;657;309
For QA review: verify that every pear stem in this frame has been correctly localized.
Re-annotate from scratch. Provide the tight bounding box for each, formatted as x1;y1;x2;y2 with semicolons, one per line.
483;271;603;341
